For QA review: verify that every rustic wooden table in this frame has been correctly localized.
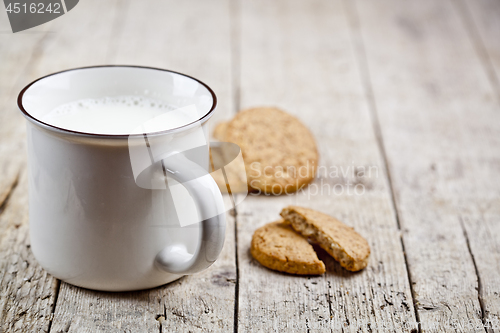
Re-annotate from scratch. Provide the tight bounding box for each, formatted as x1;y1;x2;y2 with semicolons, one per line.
1;0;499;332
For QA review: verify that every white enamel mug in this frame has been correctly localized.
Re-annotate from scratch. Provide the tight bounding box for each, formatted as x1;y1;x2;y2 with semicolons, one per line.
18;66;226;291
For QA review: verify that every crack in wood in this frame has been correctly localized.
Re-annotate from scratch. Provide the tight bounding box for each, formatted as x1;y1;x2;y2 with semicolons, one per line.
230;2;242;333
0;173;19;217
459;216;489;333
326;281;334;327
232;183;240;333
169;309;204;330
155;304;166;333
47;280;61;333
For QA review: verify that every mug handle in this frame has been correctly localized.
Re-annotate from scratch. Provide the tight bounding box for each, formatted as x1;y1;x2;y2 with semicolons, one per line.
154;153;226;275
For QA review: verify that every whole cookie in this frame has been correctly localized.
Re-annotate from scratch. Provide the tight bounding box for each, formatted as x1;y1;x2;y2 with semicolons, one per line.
251;220;326;275
224;107;318;194
281;206;370;271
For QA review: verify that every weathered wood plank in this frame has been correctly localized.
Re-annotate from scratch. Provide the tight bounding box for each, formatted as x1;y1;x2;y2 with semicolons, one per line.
31;0;237;332
453;0;500;329
0;16;49;207
0;173;58;333
236;0;417;331
0;13;58;333
354;0;500;330
456;0;500;103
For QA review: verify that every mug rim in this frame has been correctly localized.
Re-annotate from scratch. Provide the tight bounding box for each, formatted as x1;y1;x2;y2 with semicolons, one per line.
17;65;218;139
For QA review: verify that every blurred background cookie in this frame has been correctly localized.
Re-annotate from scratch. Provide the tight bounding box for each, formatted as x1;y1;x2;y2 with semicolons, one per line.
213;107;318;195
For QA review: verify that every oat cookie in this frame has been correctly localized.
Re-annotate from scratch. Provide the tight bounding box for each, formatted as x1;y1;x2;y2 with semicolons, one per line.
223;107;318;194
280;206;370;271
251;220;326;275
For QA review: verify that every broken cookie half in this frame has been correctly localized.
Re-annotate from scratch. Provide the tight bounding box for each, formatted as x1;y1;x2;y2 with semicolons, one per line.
251;220;326;275
280;206;370;272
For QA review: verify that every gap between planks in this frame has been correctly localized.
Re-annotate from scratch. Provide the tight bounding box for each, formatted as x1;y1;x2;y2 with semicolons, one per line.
353;0;500;331
46;280;61;333
229;1;242;332
459;217;488;333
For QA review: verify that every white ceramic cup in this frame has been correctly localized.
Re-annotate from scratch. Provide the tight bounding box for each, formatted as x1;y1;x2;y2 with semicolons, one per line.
18;66;226;291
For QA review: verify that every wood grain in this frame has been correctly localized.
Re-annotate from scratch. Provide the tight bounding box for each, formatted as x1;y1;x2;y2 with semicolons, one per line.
1;0;499;331
453;0;500;329
235;0;417;331
354;0;500;330
0;16;49;207
0;173;58;333
0;13;58;333
455;0;500;104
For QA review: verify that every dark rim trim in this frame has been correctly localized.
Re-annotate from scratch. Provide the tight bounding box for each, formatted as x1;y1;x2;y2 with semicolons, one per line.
17;65;217;138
